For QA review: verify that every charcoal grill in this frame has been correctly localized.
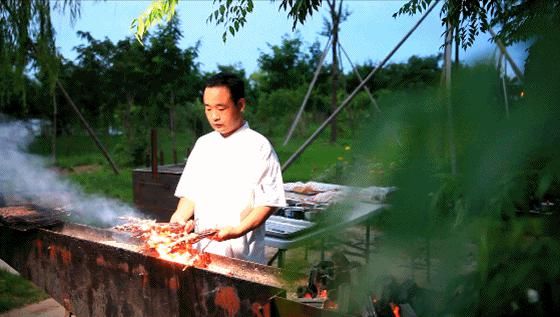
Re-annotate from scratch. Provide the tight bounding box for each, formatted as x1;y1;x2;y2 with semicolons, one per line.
0;206;344;317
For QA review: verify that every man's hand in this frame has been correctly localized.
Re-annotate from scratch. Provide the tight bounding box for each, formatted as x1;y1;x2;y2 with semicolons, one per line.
183;219;195;233
214;226;242;241
170;197;195;227
170;210;188;223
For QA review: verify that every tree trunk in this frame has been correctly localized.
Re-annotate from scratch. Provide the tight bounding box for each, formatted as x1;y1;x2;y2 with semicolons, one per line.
124;93;133;142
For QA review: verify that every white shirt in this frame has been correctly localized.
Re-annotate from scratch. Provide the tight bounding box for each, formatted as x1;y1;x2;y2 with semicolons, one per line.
174;122;286;264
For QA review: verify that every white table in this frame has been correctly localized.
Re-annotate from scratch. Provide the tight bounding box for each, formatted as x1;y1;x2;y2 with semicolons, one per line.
265;201;386;267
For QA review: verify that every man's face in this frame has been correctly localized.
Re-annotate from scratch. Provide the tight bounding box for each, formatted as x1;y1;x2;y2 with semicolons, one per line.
203;86;245;137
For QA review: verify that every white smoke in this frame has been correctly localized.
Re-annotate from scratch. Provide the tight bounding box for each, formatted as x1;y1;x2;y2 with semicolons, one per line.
0;116;143;227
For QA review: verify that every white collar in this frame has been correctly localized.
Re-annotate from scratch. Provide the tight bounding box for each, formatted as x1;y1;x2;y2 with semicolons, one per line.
217;121;249;139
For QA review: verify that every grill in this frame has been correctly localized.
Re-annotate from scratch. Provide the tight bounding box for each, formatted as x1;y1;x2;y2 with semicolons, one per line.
0;206;344;317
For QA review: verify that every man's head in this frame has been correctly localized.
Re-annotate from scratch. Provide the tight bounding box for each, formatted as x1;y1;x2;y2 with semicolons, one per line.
202;72;246;137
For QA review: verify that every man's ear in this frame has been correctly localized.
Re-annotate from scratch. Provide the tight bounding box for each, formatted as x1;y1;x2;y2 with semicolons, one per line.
237;98;246;112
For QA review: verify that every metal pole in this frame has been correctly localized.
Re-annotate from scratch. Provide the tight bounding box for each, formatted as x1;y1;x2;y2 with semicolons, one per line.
281;0;440;172
283;36;332;146
488;27;524;81
57;82;120;175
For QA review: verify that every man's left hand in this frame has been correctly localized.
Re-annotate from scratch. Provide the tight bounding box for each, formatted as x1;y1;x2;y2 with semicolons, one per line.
214;226;242;241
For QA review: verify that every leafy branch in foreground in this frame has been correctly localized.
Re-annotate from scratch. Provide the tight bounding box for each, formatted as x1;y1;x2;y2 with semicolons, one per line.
394;0;560;49
132;0;323;43
131;0;178;44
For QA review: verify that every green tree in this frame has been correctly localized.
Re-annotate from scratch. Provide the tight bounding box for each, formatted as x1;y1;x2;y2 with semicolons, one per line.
0;0;82;115
110;36;149;140
254;34;314;94
146;14;202;162
71;31;116;130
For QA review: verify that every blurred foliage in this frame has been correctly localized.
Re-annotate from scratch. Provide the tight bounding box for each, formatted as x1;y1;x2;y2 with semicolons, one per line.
339;24;560;316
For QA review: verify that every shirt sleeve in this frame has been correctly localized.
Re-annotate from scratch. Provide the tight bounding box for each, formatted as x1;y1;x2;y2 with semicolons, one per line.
253;144;287;208
174;140;200;199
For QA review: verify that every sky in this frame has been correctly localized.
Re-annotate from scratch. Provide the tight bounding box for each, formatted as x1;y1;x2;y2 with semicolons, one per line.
51;0;528;76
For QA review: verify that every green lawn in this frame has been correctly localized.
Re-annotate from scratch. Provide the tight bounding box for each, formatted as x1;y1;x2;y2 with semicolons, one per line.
27;131;354;203
0;269;48;313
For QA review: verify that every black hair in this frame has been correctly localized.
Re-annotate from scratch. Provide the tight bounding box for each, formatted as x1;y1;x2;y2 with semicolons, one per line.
202;72;245;105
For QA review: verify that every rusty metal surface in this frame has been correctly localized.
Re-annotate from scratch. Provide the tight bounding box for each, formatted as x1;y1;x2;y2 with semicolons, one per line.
270;296;345;317
0;222;291;316
0;205;64;231
132;168;181;220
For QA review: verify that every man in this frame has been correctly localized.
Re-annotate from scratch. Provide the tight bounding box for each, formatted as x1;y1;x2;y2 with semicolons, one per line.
170;72;286;264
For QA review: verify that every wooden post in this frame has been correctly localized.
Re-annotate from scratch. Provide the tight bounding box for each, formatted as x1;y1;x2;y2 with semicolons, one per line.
151;128;158;179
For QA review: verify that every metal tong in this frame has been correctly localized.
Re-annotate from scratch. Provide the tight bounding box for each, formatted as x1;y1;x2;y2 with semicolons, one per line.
188;229;218;244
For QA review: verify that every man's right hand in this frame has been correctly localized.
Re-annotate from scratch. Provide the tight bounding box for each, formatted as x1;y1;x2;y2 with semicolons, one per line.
170;197;195;232
170;214;195;233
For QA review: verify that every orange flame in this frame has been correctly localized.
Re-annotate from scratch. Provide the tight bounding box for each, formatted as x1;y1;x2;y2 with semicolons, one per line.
390;303;400;317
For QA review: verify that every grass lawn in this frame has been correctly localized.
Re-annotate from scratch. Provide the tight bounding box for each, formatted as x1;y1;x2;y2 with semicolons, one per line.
0;269;48;313
26;131;355;203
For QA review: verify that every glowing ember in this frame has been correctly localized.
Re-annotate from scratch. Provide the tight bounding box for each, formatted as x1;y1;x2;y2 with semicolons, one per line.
390;303;400;317
113;217;214;268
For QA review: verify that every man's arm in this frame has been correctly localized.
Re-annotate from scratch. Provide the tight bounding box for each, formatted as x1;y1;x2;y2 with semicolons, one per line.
214;206;277;241
170;197;195;232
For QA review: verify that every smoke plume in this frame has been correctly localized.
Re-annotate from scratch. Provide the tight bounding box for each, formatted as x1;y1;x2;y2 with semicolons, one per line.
0;116;142;227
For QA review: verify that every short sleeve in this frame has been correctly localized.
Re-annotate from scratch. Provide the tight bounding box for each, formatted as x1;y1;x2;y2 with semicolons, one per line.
253;145;287;208
174;140;200;199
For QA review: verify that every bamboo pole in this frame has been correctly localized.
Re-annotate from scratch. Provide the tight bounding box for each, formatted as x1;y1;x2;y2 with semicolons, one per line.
281;0;440;172
283;36;332;146
488;27;524;81
339;43;381;113
501;53;510;118
444;21;457;175
23;31;120;174
57;81;120;174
